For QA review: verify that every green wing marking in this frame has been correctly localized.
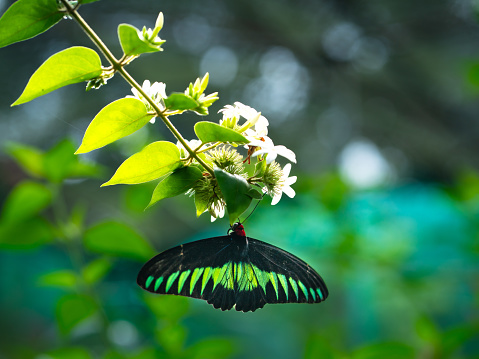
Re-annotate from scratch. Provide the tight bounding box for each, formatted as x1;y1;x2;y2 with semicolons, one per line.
137;233;328;312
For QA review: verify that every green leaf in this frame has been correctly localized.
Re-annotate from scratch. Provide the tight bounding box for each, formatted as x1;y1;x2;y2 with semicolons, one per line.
5;142;45;178
0;217;54;249
38;270;77;289
83;221;155;261
415;316;440;345
82;257;112;284
164;93;199;111
0;0;63;48
143;294;189;322
76;98;153;154
194;192;209;217
80;0;101;3
215;169;255;224
148;166;203;208
56;293;97;335
12;46;102;106
44;347;92;359
157;323;187;355
43;139;77;182
102;141;182;186
194;121;248;144
186;338;236;359
352;342;415;359
118;24;163;57
1;181;52;224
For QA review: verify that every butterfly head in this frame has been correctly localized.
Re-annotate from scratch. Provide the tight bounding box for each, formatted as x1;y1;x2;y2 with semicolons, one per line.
229;222;246;237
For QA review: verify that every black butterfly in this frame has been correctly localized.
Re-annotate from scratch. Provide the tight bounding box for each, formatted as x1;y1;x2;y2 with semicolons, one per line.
137;223;328;312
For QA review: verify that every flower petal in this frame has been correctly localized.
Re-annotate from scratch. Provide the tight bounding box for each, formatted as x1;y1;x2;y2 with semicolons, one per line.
275;145;296;163
282;185;296;199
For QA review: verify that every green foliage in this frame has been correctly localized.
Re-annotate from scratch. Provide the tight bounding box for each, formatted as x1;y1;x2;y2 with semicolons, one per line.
76;98;154;154
118;24;164;57
194;121;248;144
148;166;203;208
1;181;52;224
215;169;260;224
102;141;183;186
38;270;78;289
83;221;155;261
12;47;102;106
164;93;199;111
45;347;93;359
6;140;104;181
55;293;97;335
82;257;112;284
0;0;63;48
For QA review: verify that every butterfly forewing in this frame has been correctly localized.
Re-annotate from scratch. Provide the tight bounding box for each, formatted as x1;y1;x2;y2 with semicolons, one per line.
137;226;328;312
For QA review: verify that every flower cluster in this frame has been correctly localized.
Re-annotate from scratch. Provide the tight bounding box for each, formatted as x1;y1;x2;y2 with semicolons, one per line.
188;102;297;220
128;80;167;123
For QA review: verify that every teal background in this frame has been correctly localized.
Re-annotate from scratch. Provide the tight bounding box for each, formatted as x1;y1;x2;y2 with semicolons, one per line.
1;0;479;358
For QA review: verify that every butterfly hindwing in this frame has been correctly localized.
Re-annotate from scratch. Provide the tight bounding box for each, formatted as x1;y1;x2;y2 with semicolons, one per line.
246;238;329;305
137;226;328;312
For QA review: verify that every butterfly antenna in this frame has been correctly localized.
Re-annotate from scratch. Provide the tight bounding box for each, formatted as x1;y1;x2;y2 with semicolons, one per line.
240;193;265;225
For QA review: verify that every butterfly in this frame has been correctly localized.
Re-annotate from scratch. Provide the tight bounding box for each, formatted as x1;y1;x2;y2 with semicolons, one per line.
137;223;328;312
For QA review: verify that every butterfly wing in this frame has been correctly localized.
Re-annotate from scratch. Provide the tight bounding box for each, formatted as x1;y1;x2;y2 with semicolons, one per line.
137;233;328;312
137;235;239;311
233;237;328;312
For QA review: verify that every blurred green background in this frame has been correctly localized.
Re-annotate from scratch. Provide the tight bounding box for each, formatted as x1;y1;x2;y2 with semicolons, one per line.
1;0;479;358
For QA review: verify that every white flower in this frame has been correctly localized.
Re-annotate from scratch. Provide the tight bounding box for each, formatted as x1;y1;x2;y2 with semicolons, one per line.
270;163;297;205
210;202;225;222
219;102;269;135
249;136;296;164
128;80;167;123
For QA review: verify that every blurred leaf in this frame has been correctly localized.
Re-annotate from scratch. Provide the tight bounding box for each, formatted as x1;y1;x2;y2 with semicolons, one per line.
5;142;45;178
103;348;163;359
67;160;105;179
351;342;415;359
0;0;63;48
80;0;101;3
415;316;440;345
441;324;478;356
186;338;236;359
157;323;187;356
6;140;103;181
215;169;255;224
55;293;97;335
45;347;92;359
38;270;77;288
148;166;203;208
102;141;182;186
164;93;199;111
118;24;164;57
82;257;112;284
143;294;189;322
43;139;77;182
83;221;155;261
304;334;338;359
1;180;52;224
194;122;248;144
466;62;479;90
0;217;54;249
123;183;156;213
12;46;102;106
76;98;153;154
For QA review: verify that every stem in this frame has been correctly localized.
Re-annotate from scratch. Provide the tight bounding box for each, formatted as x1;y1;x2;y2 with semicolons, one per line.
59;0;215;176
